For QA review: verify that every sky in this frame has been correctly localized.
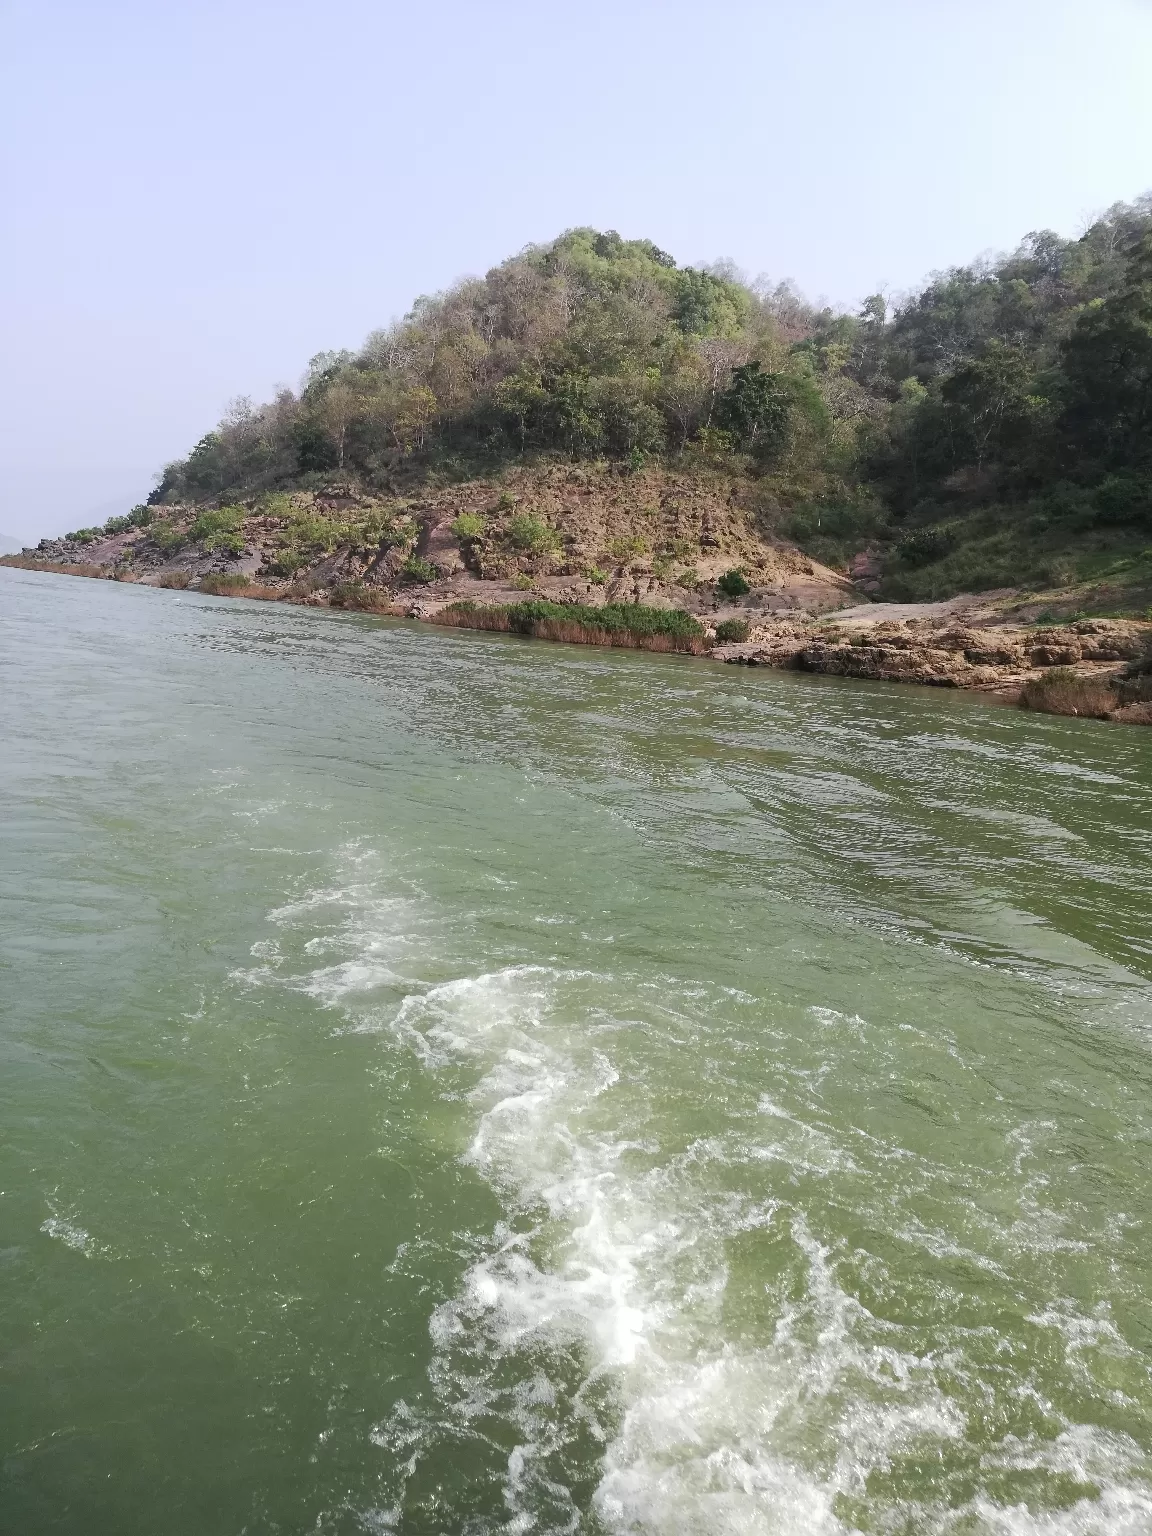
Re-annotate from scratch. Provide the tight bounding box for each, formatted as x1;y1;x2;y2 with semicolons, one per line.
2;0;1151;545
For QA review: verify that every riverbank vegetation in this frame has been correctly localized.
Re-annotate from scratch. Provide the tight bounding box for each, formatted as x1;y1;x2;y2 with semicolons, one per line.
1018;670;1117;718
1018;640;1152;720
432;599;708;652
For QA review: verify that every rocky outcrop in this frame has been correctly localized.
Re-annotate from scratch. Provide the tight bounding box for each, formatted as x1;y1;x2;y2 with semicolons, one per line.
848;547;884;595
716;617;1150;698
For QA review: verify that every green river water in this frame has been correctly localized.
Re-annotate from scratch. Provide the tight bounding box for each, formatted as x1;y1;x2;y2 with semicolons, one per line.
3;566;1152;1536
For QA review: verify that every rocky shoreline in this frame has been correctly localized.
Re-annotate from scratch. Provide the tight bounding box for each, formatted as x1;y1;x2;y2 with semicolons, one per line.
711;608;1152;723
5;544;1151;725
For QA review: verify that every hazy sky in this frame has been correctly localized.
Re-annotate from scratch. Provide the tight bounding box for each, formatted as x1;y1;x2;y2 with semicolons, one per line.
3;0;1151;544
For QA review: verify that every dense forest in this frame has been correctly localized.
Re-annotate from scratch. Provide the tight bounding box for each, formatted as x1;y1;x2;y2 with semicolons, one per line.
145;201;1152;601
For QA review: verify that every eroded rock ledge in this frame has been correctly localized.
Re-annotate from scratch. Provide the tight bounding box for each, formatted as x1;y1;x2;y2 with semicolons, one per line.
715;614;1152;720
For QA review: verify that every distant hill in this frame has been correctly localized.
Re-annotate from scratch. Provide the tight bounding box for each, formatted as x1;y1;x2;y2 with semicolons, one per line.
56;203;1152;614
0;533;26;555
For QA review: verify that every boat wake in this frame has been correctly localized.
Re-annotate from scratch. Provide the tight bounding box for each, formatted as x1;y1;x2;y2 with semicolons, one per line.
246;852;1152;1535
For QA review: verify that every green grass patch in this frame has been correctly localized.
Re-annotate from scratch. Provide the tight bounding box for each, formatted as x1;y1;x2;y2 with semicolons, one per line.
434;599;707;653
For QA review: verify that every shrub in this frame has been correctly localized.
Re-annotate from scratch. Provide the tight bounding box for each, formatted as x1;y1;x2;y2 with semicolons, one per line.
507;513;558;552
1119;636;1152;700
1018;668;1115;718
278;512;364;556
158;571;191;589
1;555;109;577
511;573;535;590
659;537;695;560
368;515;417;552
495;491;516;510
896;527;956;567
714;618;751;642
67;527;101;544
451;512;486;540
204;531;246;556
586;566;607;585
717;568;750;597
676;567;699;588
264;549;310;577
401;555;438;583
329;582;393;611
779;500;888;567
199;571;251;595
691;426;734;458
127;504;154;528
281;578;320;600
190;506;245;543
1092;473;1152;529
258;492;296;517
605;534;649;561
150;522;187;554
103;515;132;535
1119;671;1152;705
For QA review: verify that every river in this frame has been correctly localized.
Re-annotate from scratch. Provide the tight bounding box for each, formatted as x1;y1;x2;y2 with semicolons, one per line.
3;566;1152;1535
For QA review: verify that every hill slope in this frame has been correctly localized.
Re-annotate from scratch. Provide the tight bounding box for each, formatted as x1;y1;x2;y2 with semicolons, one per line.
16;205;1152;616
21;462;855;617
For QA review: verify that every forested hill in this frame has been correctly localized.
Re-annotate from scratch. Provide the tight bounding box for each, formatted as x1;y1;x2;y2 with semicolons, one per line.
126;204;1152;606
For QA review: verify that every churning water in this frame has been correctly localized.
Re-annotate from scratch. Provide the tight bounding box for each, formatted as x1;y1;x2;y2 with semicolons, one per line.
3;566;1152;1535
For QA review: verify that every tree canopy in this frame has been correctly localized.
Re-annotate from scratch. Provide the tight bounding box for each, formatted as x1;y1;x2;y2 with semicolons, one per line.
152;201;1152;600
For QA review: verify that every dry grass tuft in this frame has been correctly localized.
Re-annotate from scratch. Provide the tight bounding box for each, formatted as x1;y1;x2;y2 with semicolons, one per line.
431;605;709;654
1018;668;1116;719
328;582;398;612
1;556;110;578
199;572;251;595
158;571;192;588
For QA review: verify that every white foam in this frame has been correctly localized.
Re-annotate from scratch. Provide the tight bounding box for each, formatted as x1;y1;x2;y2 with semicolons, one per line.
394;967;1152;1532
242;849;427;1006
366;971;934;1529
40;1214;104;1257
252;863;1152;1532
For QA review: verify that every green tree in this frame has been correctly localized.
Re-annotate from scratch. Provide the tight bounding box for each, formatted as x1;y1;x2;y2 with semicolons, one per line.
715;363;792;455
940;340;1046;470
715;362;826;463
1061;234;1152;470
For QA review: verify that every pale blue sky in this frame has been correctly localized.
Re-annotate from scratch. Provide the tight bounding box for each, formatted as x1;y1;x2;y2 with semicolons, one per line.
3;0;1151;543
